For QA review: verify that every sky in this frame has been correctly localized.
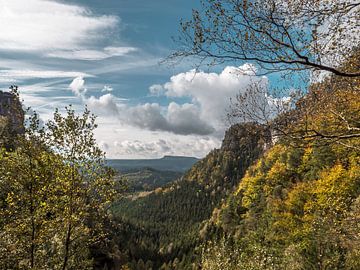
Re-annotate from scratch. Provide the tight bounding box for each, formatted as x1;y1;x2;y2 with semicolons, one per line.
0;0;269;159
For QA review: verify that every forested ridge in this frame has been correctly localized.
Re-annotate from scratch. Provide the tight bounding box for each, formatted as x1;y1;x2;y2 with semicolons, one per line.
109;123;270;269
196;52;360;269
108;49;360;269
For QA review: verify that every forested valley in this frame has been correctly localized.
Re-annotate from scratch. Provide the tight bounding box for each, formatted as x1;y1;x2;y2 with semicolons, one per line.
0;0;359;269
1;59;359;269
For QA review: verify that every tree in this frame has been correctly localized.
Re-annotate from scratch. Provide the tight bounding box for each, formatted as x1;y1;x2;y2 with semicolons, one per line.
226;49;360;149
44;106;117;270
0;115;14;149
171;0;360;148
0;113;63;269
0;106;120;269
171;0;360;77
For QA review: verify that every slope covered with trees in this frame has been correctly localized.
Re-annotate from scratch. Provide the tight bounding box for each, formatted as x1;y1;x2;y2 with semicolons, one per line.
168;2;360;267
110;46;359;270
116;168;183;192
199;72;360;269
110;123;270;269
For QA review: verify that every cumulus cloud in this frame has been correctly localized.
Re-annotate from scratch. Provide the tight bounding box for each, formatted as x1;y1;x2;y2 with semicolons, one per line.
87;94;120;116
122;102;214;135
68;76;215;136
69;77;121;118
69;76;87;97
151;64;267;131
69;65;269;137
166;102;215;135
73;93;214;136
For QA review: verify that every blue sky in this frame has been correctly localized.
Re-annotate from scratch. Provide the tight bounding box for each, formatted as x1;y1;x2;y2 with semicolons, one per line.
0;0;271;158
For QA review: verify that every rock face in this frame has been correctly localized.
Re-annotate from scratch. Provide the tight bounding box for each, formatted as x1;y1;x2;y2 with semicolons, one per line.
184;122;271;189
0;90;24;133
221;122;272;153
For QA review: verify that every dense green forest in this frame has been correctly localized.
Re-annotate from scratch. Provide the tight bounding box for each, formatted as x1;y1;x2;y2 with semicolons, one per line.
116;168;182;192
109;123;270;269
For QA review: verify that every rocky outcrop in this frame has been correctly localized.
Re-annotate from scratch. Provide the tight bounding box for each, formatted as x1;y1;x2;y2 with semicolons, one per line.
0;90;24;134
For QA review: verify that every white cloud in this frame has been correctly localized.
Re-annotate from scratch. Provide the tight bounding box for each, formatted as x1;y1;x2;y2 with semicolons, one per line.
102;85;113;92
114;140;171;156
121;102;215;135
0;0;118;52
69;78;121;116
153;64;266;132
91;116;221;159
69;76;87;97
47;47;137;60
62;65;273;158
111;137;219;159
0;70;92;80
68;76;214;136
68;65;267;138
87;93;120;116
149;84;164;96
104;47;137;57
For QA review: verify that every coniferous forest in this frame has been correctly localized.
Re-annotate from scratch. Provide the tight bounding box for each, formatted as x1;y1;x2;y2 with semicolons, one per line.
0;0;359;269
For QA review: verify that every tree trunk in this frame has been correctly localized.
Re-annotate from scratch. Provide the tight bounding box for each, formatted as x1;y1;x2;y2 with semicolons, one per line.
62;223;72;270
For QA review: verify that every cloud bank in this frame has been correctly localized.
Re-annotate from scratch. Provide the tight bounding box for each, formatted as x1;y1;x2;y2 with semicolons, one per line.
70;64;267;139
111;137;219;159
70;77;214;136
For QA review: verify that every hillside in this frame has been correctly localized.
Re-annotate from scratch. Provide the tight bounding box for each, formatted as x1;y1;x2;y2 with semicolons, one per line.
118;168;183;192
105;61;360;269
200;142;360;269
109;123;271;269
198;72;360;269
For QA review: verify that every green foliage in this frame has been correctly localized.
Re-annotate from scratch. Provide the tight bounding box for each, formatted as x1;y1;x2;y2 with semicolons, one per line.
110;123;269;269
118;168;182;192
199;65;360;269
201;140;360;269
0;106;121;269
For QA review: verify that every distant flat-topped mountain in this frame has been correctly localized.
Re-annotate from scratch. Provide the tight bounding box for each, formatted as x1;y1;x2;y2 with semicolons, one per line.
106;155;199;172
